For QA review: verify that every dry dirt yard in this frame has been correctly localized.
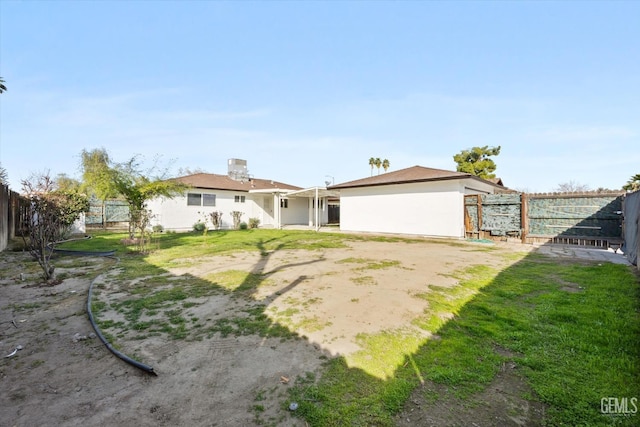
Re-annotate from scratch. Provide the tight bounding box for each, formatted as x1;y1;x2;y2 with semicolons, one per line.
0;238;544;426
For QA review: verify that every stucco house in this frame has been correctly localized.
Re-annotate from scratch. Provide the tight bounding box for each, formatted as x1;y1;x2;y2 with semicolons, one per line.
328;165;506;238
147;159;334;231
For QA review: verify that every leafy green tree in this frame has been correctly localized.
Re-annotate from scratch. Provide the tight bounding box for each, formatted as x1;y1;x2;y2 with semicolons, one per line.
453;146;501;179
79;148;187;245
80;148;120;228
382;159;390;173
93;152;186;241
54;173;82;192
374;158;382;175
80;148;118;200
623;174;640;192
368;157;376;176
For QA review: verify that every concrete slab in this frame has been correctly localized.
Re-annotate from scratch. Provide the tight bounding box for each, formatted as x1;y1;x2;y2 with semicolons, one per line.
534;244;631;265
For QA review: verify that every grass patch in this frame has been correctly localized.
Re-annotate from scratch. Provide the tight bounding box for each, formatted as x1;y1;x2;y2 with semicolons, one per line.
206;306;295;339
204;270;269;294
337;257;401;270
350;276;377;286
8;302;43;312
288;257;640;426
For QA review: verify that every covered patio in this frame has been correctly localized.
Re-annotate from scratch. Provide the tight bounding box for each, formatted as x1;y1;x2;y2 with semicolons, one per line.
285;187;340;230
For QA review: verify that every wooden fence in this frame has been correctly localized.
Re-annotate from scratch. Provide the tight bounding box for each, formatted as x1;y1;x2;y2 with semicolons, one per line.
86;199;130;228
465;192;625;248
622;190;640;268
0;184;29;252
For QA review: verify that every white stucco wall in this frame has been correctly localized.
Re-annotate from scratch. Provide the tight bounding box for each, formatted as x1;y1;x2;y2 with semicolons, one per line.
338;178;496;238
147;189;261;231
280;197;309;225
147;189;314;231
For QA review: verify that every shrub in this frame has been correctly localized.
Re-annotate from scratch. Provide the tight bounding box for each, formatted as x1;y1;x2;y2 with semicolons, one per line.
239;222;248;230
152;225;164;233
192;221;206;233
248;217;260;229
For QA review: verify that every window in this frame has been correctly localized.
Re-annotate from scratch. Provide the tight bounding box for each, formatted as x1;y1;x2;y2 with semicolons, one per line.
187;193;202;206
188;193;216;206
234;195;246;203
280;199;288;208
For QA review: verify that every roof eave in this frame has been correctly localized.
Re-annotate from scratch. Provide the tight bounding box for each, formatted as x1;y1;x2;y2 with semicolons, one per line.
329;174;473;190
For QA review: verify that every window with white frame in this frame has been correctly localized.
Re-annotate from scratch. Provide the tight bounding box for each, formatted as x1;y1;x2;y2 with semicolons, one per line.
188;193;216;206
234;195;246;203
187;193;202;206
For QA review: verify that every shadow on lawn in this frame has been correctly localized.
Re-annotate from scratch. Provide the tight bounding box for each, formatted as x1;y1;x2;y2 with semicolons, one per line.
93;235;639;427
285;243;639;427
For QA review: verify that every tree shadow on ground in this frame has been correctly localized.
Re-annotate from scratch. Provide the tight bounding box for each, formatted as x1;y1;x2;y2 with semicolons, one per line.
83;234;640;427
285;243;639;426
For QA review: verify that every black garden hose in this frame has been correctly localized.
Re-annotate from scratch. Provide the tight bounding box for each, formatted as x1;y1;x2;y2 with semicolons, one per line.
86;260;157;376
53;237;157;376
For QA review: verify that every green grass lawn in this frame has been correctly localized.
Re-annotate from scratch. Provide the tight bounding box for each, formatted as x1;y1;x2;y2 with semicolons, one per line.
287;254;640;426
59;230;640;426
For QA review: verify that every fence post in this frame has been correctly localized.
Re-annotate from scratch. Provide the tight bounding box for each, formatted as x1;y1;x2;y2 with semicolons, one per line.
477;196;483;238
637;214;640;271
521;193;528;244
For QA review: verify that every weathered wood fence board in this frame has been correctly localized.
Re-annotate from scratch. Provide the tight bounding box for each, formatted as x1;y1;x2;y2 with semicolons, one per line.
465;192;625;246
86;199;130;227
0;184;29;252
622;190;640;267
479;194;521;237
528;195;623;237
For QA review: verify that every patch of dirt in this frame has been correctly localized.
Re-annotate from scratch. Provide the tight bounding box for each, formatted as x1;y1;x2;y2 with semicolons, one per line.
0;239;538;426
395;362;547;427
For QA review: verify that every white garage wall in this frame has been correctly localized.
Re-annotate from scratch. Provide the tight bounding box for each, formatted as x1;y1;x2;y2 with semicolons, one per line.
339;179;494;238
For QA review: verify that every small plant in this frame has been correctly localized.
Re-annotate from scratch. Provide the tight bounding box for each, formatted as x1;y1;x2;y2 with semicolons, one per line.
196;211;211;235
192;221;206;233
231;211;243;229
209;211;223;230
152;224;164;233
239;222;248;230
248;217;260;229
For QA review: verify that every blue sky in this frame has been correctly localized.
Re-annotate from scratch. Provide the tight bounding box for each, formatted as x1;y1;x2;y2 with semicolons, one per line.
1;1;638;192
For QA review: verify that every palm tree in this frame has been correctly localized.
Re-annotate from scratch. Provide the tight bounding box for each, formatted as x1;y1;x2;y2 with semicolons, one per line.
368;157;376;176
623;174;640;192
382;159;390;173
0;77;6;94
374;158;382;175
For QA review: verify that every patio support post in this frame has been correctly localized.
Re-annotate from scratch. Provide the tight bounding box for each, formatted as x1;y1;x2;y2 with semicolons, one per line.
275;193;281;229
315;187;319;231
